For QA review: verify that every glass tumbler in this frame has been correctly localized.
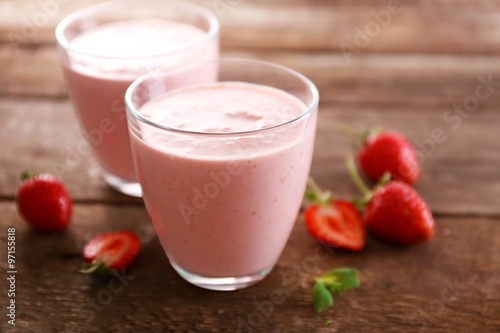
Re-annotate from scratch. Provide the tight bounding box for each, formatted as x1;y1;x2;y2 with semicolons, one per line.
125;59;319;290
55;0;219;196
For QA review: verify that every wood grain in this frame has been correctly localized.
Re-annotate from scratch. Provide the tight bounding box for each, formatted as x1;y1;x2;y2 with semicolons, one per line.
0;202;498;332
0;96;143;204
1;97;498;214
1;0;500;332
4;45;500;106
2;0;500;54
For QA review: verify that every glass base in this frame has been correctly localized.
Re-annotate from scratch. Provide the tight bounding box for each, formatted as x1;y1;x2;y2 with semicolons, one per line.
102;170;143;197
171;262;273;291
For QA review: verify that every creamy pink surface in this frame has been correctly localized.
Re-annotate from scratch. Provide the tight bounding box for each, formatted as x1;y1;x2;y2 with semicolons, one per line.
130;82;317;277
61;19;216;180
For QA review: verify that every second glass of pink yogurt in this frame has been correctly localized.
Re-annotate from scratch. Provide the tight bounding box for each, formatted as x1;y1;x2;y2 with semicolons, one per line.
55;0;219;197
125;59;319;290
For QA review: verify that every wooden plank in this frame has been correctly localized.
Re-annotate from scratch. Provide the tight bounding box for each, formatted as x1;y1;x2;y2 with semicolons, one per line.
1;97;499;215
4;45;500;106
0;201;498;332
2;0;500;54
0;97;143;204
226;50;500;106
0;44;65;97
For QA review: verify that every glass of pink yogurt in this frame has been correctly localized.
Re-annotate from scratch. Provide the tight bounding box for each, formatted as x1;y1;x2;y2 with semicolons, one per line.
55;0;219;197
125;59;319;290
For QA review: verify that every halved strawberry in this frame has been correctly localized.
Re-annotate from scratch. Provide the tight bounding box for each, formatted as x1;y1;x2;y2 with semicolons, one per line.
304;178;366;251
79;231;140;275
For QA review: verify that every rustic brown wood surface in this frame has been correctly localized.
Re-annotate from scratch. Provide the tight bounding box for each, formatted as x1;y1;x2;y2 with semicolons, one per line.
0;0;499;332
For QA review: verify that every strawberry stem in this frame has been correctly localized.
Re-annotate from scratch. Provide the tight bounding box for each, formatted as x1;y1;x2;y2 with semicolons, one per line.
307;177;323;198
306;177;335;206
79;261;104;274
336;123;366;142
345;156;371;198
346;157;392;210
337;124;385;145
375;172;391;191
20;171;42;181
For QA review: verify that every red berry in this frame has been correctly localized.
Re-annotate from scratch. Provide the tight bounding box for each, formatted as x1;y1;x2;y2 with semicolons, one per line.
81;231;140;274
365;181;434;245
305;200;366;251
17;173;72;231
359;131;420;185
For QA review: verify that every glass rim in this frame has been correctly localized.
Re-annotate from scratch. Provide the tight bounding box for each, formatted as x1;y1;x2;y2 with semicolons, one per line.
55;0;219;60
125;58;320;137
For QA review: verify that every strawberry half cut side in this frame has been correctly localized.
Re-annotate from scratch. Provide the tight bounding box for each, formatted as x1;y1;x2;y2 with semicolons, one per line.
304;178;366;251
305;200;366;251
80;231;140;275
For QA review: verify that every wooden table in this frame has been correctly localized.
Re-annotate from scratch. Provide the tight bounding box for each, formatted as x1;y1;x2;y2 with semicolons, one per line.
1;0;499;332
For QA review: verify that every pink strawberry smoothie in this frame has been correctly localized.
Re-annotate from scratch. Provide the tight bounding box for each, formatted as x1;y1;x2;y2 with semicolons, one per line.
129;82;317;277
61;19;217;181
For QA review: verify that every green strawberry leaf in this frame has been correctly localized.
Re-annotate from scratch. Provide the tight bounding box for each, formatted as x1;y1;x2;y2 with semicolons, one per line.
79;261;112;277
313;280;333;312
326;282;342;296
324;319;332;326
311;268;360;315
351;198;366;211
304;191;317;202
305;178;336;206
20;171;42;181
322;268;360;290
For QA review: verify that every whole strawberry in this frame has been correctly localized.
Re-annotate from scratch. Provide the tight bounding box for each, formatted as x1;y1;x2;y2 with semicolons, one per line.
364;181;434;245
304;178;366;251
17;172;72;231
339;124;420;185
346;157;434;245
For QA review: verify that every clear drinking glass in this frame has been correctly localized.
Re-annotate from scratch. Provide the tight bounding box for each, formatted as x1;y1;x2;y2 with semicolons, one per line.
125;59;319;290
55;0;219;197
